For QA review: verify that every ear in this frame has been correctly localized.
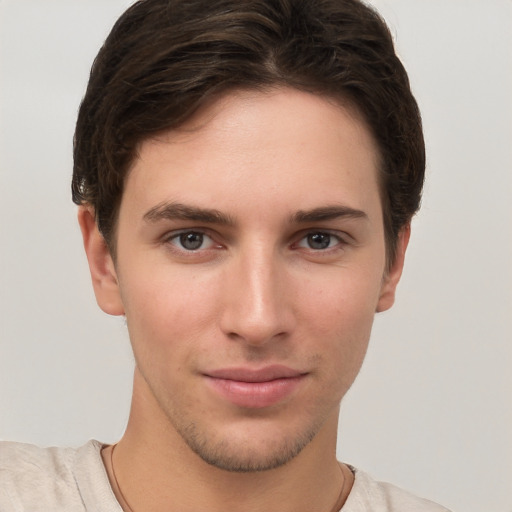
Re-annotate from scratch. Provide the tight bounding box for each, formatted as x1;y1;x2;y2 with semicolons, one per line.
376;224;410;313
78;206;125;316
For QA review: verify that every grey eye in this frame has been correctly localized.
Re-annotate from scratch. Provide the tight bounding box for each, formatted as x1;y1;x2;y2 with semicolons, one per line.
179;232;204;250
307;232;332;249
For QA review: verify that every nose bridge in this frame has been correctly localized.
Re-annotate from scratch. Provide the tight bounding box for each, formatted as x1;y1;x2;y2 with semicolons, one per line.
220;240;292;344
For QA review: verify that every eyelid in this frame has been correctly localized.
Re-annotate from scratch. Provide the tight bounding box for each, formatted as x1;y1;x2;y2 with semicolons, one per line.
160;227;353;254
292;229;351;250
163;228;221;251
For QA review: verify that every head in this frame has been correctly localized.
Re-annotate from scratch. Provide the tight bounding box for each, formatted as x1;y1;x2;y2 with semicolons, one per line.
74;0;424;473
72;0;424;268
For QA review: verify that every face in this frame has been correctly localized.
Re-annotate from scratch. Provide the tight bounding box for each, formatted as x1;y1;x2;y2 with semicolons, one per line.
81;88;407;472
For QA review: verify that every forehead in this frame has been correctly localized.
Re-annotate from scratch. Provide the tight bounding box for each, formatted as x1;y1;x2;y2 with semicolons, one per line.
123;87;382;223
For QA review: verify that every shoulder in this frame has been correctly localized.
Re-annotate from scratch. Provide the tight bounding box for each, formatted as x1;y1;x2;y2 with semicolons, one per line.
0;439;108;511
343;466;451;512
0;439;78;471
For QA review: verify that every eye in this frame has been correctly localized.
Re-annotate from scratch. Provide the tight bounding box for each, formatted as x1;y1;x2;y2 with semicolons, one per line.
297;232;342;250
168;231;215;251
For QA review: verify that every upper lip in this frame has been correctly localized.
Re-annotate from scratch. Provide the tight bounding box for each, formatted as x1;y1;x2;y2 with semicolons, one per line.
204;365;305;383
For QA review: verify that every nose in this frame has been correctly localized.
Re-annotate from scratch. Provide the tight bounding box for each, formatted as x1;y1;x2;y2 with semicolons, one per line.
219;245;295;346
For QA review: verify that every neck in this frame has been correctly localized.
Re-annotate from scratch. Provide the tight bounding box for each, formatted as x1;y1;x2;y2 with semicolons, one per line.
104;370;351;512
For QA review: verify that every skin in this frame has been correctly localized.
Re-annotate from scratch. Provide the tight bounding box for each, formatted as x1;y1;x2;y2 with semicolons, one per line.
79;87;409;512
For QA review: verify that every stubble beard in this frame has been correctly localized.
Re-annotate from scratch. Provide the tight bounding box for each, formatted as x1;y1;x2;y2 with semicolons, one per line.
136;364;339;473
172;417;321;472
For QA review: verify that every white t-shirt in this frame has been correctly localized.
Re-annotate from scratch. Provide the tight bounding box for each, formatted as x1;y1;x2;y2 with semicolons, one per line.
0;440;451;511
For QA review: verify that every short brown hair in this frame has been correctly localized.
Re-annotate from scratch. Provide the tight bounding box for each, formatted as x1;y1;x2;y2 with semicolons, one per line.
72;0;425;265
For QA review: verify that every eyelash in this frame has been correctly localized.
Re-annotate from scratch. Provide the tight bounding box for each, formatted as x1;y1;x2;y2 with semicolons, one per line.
163;229;348;255
294;231;347;251
165;230;218;252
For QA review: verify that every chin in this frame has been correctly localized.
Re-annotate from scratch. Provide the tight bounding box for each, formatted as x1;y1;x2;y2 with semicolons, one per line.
177;418;320;473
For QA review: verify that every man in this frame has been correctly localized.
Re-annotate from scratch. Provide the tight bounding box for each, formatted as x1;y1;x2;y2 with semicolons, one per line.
0;0;450;510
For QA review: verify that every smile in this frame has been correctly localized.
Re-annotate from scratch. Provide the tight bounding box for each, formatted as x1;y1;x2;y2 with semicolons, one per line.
204;365;307;409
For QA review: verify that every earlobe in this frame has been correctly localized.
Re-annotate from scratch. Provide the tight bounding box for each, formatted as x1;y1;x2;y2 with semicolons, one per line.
77;206;125;316
376;224;410;313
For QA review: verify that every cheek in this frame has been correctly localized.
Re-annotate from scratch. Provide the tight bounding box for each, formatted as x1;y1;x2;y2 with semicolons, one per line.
119;265;220;362
297;269;381;379
299;266;382;333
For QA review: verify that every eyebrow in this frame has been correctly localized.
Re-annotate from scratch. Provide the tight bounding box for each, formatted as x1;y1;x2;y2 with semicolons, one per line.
143;202;235;226
291;205;368;223
144;202;367;227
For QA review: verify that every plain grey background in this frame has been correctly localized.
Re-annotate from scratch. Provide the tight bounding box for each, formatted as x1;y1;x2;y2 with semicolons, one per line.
1;1;511;511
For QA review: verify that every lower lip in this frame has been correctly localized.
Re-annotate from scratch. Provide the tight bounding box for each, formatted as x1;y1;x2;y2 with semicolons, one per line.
205;376;304;409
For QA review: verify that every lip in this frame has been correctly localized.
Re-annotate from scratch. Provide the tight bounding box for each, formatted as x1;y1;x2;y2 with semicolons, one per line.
204;365;307;409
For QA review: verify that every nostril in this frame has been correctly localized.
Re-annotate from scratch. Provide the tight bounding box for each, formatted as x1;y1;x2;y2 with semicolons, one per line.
223;325;290;347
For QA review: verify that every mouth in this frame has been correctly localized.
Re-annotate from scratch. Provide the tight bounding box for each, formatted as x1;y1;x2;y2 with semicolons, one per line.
203;365;307;409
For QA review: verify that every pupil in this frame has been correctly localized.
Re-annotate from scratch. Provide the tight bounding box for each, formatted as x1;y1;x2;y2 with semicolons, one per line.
308;233;330;249
180;232;203;250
